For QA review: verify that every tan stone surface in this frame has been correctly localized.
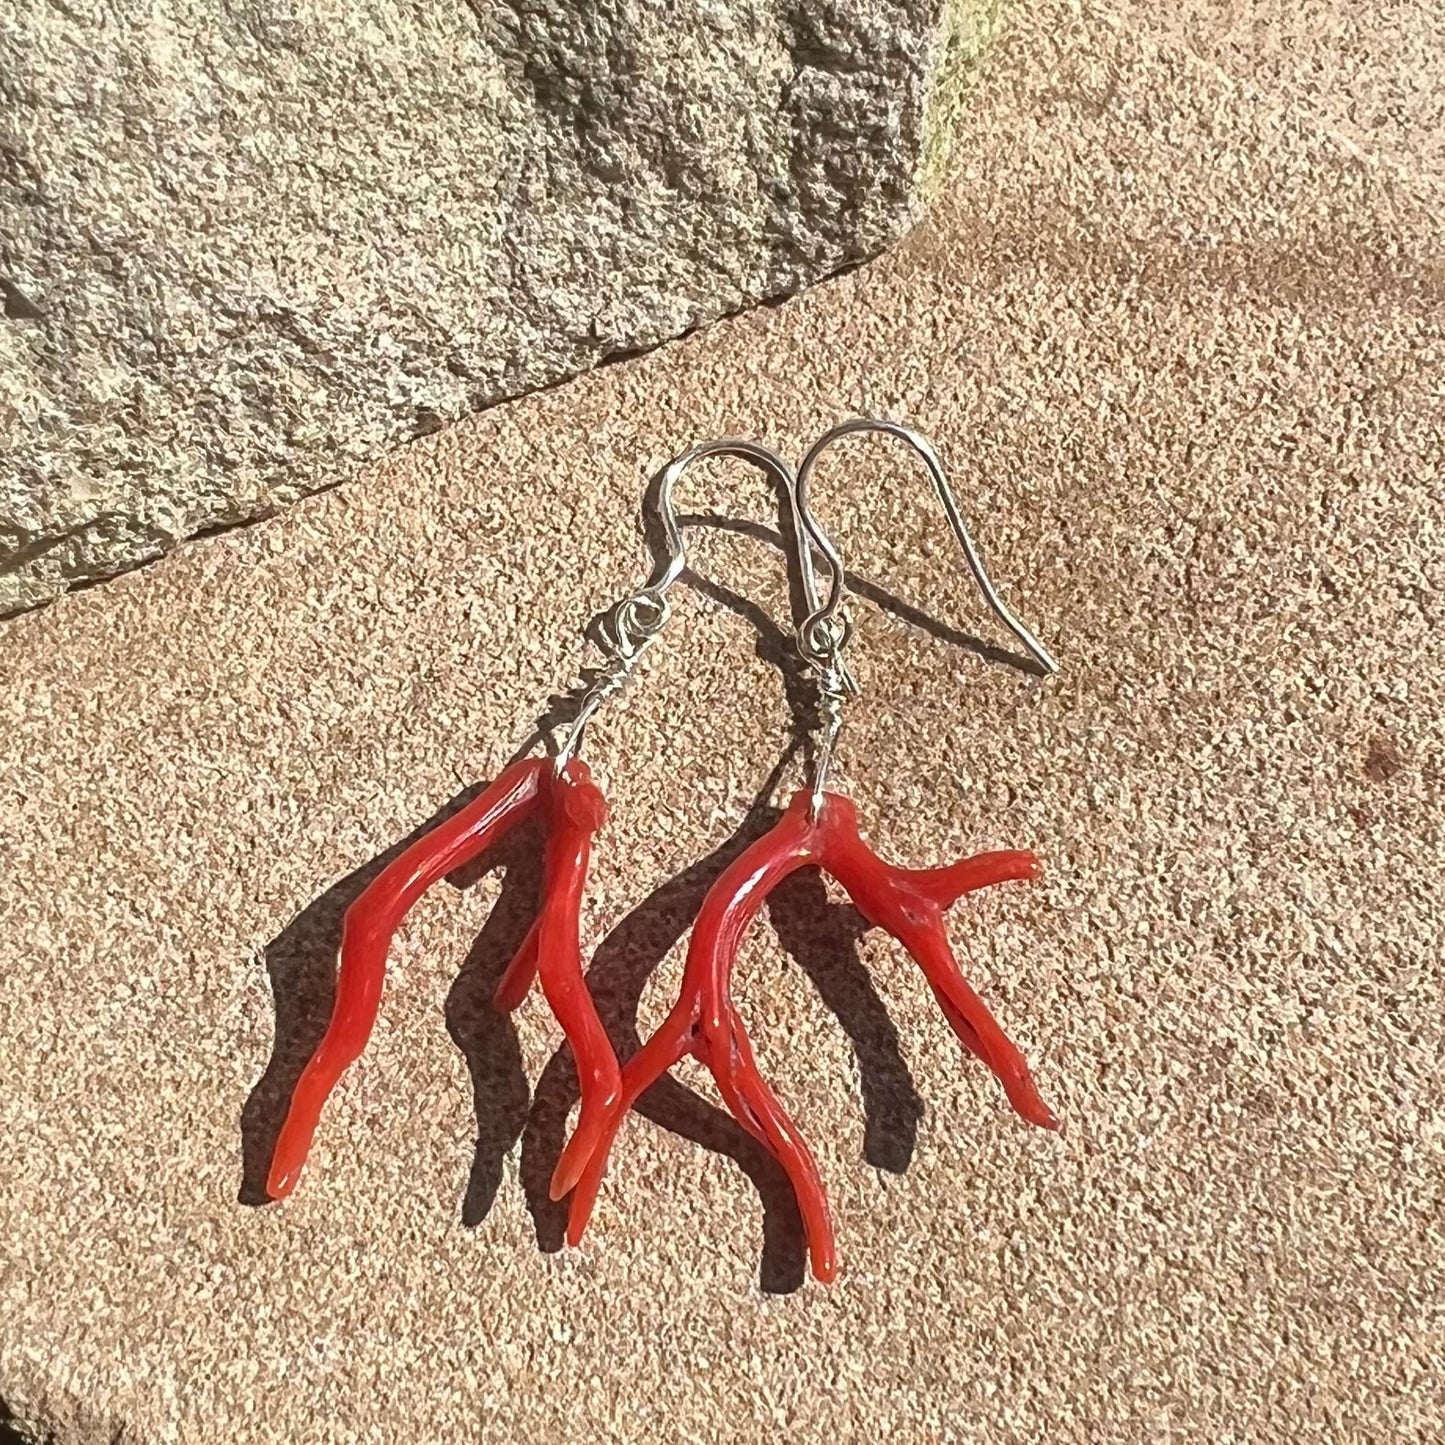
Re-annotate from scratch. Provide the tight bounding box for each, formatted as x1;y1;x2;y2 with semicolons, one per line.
1;1;1441;1441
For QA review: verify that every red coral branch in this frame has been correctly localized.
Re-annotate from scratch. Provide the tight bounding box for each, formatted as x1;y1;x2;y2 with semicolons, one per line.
560;788;1056;1282
266;757;617;1201
532;766;622;1198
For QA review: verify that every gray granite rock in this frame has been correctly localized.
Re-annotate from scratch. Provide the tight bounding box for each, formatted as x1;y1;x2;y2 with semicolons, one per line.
0;0;1001;616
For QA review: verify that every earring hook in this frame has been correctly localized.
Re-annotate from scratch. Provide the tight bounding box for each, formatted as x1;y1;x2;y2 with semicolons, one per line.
554;438;804;768
787;418;1059;810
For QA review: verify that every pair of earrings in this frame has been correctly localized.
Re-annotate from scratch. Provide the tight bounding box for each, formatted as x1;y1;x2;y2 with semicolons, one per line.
264;419;1059;1283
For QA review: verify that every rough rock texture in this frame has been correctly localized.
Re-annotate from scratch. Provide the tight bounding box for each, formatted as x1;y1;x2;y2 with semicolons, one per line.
2;0;1443;1441
0;0;1001;616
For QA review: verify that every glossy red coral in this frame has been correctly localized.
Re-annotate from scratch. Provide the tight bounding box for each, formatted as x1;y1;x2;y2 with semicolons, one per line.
560;788;1055;1282
267;756;619;1200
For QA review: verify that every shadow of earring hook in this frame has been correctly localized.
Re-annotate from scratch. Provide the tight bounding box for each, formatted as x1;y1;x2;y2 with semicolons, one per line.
555;438;815;767
639;438;813;608
791;418;1060;677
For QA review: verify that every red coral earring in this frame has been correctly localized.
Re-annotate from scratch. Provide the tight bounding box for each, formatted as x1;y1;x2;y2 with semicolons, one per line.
559;420;1061;1283
266;752;612;1199
265;439;804;1205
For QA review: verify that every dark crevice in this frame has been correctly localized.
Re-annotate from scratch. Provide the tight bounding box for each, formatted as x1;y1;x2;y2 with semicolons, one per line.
0;530;69;574
0;1396;47;1445
0;274;44;320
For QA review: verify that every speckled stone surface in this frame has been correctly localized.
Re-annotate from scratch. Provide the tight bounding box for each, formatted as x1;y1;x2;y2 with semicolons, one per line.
0;0;1001;615
1;0;1442;1441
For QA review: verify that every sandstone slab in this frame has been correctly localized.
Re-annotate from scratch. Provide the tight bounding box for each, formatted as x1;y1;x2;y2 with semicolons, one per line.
1;1;1442;1442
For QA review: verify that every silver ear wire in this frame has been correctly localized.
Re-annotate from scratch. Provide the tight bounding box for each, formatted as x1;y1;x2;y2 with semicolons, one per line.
787;418;1059;812
554;439;801;768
